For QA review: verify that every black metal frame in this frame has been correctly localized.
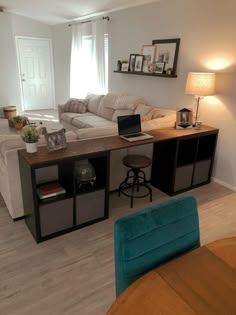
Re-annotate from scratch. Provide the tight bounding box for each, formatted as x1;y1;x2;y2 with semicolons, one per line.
118;167;152;208
152;38;180;75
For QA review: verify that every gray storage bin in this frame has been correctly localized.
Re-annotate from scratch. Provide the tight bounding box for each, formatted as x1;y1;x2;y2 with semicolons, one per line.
76;190;105;225
193;160;211;185
40;198;73;237
174;164;194;192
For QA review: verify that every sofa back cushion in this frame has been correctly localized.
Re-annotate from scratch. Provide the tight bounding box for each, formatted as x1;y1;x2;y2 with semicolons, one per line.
105;95;146;111
87;94;104;114
112;109;134;122
75;126;118;140
64;98;88;113
97;94;117;120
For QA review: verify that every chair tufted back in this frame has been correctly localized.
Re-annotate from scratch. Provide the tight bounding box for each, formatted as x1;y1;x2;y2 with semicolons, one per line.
114;195;200;297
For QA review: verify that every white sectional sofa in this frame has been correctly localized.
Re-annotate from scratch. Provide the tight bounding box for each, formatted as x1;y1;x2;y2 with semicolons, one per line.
58;93;176;138
58;93;176;194
0;93;176;219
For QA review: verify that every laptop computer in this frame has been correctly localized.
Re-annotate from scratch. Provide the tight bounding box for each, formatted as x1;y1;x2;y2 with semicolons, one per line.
117;114;153;142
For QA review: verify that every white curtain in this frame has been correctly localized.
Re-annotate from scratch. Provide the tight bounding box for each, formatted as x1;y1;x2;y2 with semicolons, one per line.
70;24;83;98
70;19;108;98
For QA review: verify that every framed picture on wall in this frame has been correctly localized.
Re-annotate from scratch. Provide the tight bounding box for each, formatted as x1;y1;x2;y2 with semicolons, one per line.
129;54;139;72
152;38;180;74
154;62;165;74
141;45;156;72
134;55;144;72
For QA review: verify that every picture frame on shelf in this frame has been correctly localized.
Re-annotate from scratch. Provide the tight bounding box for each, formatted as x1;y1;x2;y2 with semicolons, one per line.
121;62;129;71
142;45;156;73
154;62;165;74
152;38;180;74
134;55;144;72
44;128;67;152
129;54;139;72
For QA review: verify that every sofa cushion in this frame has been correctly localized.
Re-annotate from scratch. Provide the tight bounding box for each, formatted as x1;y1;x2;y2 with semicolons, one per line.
72;114;117;129
105;95;145;111
60;112;93;124
97;94;117;120
112;109;134;122
87;94;104;114
75;126;118;140
64;98;88;113
134;104;153;116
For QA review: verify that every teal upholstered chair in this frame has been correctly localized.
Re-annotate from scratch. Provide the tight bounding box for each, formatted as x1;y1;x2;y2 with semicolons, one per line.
114;195;200;297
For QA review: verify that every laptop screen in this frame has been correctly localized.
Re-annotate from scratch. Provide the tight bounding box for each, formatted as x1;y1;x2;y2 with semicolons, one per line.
117;114;141;136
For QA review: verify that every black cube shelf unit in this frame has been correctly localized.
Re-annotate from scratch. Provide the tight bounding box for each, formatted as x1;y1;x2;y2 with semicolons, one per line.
18;152;110;243
151;132;218;195
18;125;218;243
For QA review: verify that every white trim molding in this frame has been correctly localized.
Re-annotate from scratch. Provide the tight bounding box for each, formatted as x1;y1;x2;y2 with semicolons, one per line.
212;177;236;191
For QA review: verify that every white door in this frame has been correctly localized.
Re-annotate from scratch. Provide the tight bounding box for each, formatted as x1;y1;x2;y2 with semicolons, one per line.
16;37;55;110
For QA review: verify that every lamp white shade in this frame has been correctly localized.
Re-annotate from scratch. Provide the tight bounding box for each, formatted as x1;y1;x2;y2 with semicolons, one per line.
185;72;216;96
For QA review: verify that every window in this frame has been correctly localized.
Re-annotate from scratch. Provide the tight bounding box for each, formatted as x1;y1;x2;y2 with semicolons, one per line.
70;21;108;99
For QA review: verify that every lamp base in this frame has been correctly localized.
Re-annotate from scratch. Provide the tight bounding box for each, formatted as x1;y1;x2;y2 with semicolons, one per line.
193;121;202;129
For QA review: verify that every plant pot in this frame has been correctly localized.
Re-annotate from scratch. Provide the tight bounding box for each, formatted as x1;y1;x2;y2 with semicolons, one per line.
25;142;37;153
14;122;24;130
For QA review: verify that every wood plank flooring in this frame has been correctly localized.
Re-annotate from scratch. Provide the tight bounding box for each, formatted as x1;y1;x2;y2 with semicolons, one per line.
0;182;235;315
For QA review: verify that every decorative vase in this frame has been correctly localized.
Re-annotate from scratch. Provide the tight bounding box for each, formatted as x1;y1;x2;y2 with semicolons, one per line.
74;159;96;189
25;142;37;153
14;122;23;130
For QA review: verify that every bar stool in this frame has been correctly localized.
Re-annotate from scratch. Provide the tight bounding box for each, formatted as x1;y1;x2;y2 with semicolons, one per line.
118;154;152;208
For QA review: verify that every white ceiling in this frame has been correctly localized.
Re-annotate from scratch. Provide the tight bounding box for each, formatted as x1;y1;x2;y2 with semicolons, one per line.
0;0;160;25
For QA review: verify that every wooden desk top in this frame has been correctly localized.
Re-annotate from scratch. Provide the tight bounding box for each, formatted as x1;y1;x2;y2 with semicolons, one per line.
106;237;236;315
18;125;218;167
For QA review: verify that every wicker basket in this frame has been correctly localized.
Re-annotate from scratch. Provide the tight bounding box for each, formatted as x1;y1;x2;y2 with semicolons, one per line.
3;106;16;119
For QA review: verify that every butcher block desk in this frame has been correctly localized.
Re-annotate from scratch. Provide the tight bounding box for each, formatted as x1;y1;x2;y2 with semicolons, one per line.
18;126;218;242
106;237;236;315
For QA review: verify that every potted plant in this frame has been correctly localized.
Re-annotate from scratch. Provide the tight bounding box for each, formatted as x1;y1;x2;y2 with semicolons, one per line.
21;125;41;153
10;115;24;130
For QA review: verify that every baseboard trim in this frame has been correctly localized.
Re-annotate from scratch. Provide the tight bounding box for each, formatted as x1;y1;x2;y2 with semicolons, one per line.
212;177;236;191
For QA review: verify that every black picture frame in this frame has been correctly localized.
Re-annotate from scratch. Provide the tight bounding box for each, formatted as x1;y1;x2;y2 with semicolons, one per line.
152;38;180;75
134;55;144;72
129;54;139;72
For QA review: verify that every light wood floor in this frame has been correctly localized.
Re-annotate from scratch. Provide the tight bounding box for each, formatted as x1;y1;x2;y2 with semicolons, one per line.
0;182;235;315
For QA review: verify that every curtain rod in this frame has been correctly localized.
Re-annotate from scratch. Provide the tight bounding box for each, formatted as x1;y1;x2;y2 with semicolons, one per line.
68;16;110;27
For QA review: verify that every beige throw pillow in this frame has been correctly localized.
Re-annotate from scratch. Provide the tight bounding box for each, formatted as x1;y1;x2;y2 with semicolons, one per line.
64;98;88;113
149;108;165;119
134;104;152;116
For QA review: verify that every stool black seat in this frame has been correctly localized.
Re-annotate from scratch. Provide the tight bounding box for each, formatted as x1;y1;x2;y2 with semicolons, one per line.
118;154;152;208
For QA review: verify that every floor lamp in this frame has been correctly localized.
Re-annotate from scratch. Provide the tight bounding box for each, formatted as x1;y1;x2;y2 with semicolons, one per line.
185;72;216;127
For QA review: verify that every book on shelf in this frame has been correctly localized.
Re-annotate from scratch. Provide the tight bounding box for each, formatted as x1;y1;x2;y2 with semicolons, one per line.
37;182;66;200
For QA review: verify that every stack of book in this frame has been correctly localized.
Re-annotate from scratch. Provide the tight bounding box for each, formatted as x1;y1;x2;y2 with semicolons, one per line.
37;182;66;200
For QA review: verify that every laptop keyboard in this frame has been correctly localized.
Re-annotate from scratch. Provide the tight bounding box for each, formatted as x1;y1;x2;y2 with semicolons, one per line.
125;133;144;138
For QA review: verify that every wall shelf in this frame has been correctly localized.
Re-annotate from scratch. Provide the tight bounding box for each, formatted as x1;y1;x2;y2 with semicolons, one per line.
114;70;177;78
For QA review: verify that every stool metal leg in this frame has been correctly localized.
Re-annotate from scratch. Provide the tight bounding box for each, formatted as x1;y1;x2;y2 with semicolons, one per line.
119;166;153;208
